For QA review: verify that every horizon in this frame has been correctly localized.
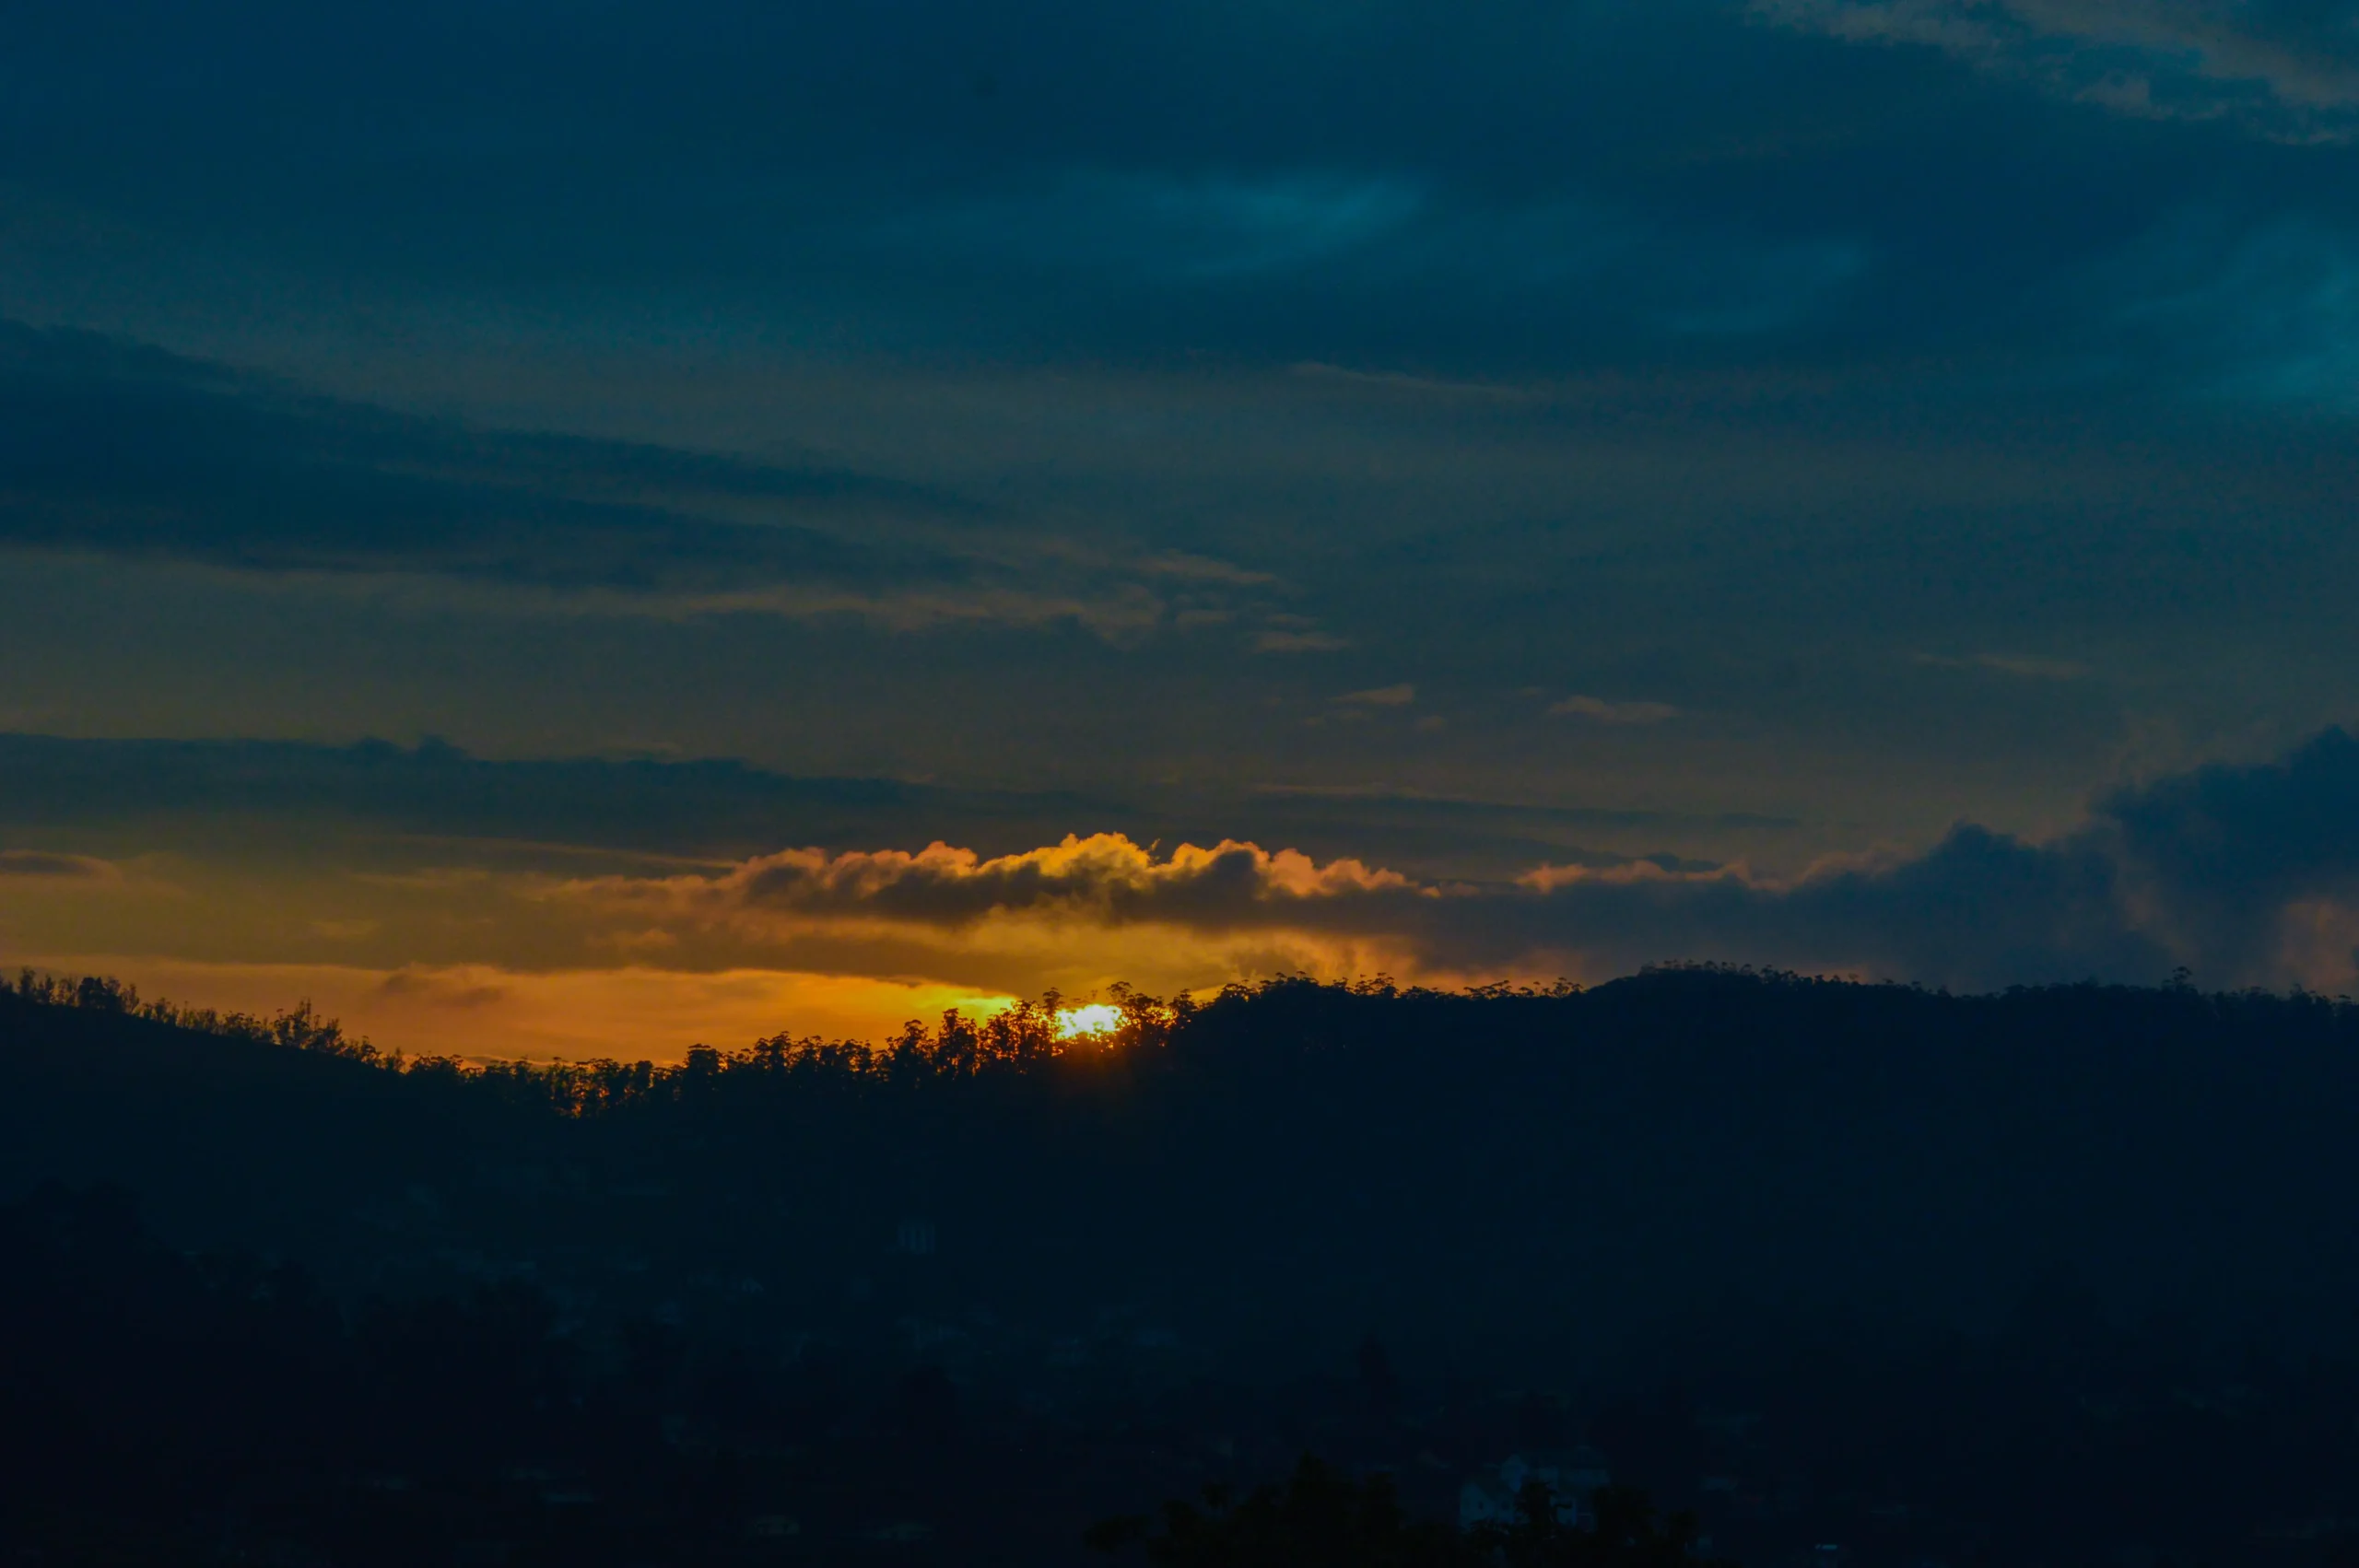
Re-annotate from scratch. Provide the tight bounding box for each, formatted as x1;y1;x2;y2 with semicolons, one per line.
6;724;2359;1058
9;952;2335;1071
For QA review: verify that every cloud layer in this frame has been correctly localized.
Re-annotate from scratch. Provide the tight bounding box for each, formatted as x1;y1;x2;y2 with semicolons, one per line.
10;731;2359;1059
0;323;1304;640
539;731;2359;995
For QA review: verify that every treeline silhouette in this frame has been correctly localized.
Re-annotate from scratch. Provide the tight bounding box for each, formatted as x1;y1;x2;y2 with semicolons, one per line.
18;966;2359;1562
6;965;1189;1106
18;963;2359;1348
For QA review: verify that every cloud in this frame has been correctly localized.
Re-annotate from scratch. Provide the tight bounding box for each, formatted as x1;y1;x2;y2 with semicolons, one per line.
542;824;2155;993
1550;695;1681;724
0;324;937;592
1338;684;1417;707
2099;727;2359;975
1253;628;1352;653
0;849;117;880
0;1;2009;375
572;835;1422;936
18;731;2359;1042
873;169;1427;283
12;0;2355;411
1139;552;1277;587
541;730;2359;995
0;731;1780;892
0;322;1271;638
2102;215;2359;406
1755;0;2359;138
377;965;510;1009
0;731;981;860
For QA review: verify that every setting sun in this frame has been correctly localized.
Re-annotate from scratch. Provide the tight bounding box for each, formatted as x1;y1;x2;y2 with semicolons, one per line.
1053;1002;1124;1041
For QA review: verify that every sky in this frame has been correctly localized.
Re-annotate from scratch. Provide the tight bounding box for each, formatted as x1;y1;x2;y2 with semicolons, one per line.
9;0;2359;1057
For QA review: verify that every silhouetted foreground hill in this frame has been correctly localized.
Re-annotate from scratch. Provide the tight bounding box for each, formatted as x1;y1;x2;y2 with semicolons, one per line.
16;968;2359;1564
11;967;2359;1357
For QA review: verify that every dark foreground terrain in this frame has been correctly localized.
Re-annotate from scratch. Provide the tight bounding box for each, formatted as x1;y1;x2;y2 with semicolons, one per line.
10;967;2359;1565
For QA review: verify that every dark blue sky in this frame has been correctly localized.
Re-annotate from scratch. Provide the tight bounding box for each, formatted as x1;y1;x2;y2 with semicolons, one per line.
6;0;2359;1051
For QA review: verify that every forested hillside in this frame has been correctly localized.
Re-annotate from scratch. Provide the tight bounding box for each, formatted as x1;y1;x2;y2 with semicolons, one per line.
15;969;2359;1564
12;967;2359;1361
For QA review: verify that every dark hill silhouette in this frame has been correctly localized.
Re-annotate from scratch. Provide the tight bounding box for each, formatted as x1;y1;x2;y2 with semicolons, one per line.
18;967;2359;1563
11;965;2359;1363
0;977;544;1274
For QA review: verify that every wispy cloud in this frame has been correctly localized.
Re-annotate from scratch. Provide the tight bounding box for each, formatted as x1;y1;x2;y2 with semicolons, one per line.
2104;215;2359;406
0;323;1293;642
0;849;118;881
1253;627;1351;653
871;169;1427;282
1549;695;1680;724
1139;552;1278;587
1755;0;2359;139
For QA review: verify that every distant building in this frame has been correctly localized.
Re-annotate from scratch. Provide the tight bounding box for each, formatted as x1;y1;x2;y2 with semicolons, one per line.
895;1219;936;1256
1460;1446;1610;1529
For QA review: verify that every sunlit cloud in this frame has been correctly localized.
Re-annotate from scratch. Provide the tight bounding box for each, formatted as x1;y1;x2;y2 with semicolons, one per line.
17;731;2359;1058
535;733;2359;998
537;823;2154;999
560;834;1425;934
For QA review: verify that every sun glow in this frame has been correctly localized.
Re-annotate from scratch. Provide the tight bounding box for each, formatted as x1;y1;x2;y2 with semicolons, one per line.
1054;1002;1124;1041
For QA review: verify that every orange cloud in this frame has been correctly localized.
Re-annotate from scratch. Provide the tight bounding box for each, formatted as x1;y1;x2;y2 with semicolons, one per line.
562;832;1424;933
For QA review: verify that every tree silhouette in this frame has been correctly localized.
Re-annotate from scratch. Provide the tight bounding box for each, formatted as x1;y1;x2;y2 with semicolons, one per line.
1473;1482;1728;1568
1087;1460;1726;1568
1087;1456;1480;1567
